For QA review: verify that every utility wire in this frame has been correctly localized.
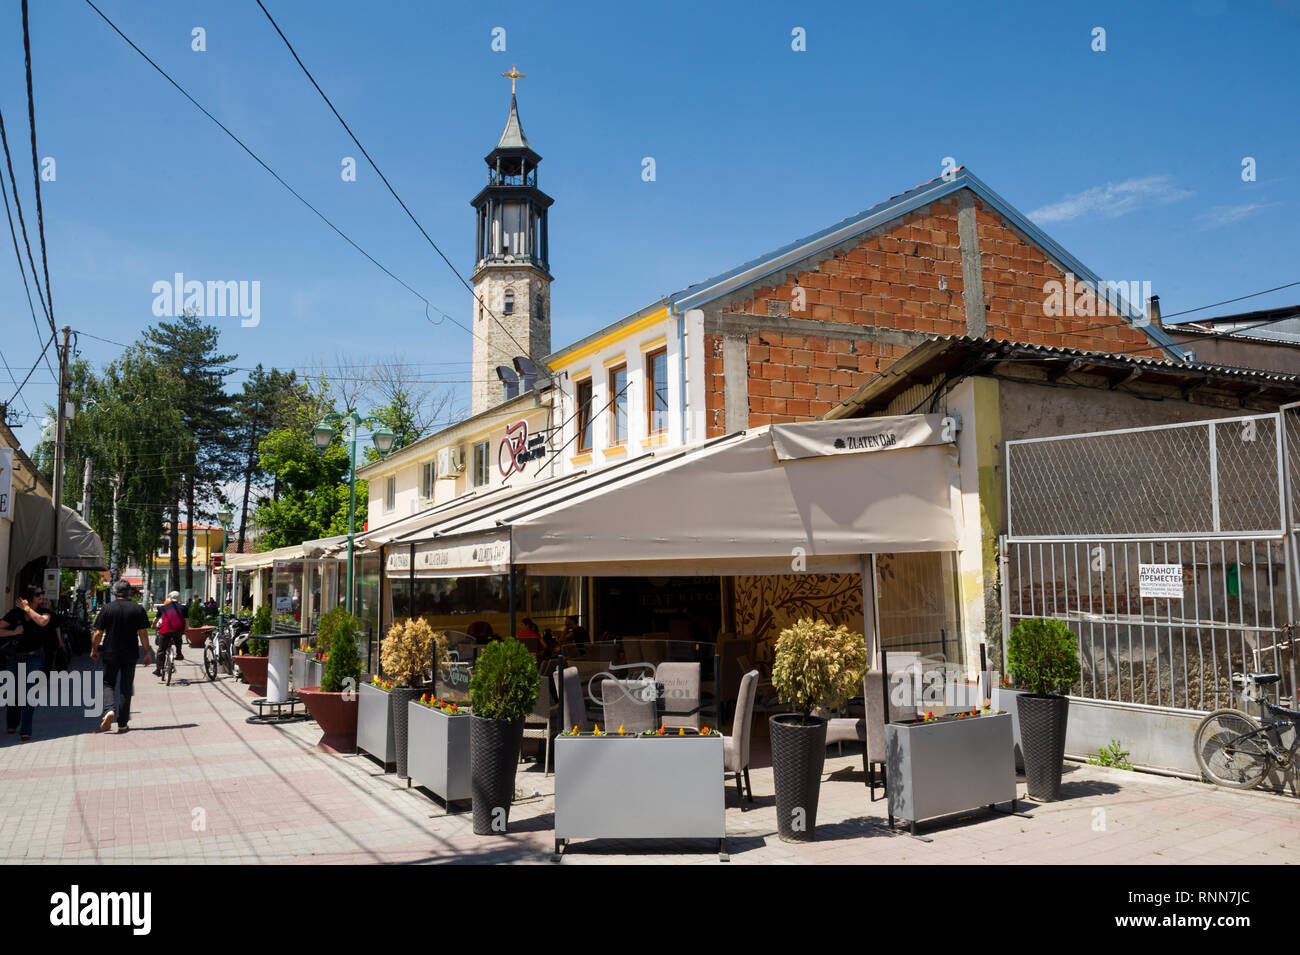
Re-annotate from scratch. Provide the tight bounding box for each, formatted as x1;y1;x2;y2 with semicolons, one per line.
5;332;55;408
21;0;54;333
0;152;54;386
254;0;538;372
82;0;501;364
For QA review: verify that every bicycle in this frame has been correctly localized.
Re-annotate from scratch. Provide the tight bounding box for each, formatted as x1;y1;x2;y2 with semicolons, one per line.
204;616;247;681
1194;671;1300;789
163;639;177;685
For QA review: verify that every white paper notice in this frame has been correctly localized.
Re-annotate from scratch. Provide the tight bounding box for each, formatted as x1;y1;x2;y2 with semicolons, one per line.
1139;563;1183;598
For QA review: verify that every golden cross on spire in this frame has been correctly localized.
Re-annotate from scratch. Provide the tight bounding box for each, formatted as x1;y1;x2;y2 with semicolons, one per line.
501;64;526;95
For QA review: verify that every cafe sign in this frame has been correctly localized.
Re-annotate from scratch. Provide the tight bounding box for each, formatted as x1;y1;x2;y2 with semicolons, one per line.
770;413;954;461
386;531;511;577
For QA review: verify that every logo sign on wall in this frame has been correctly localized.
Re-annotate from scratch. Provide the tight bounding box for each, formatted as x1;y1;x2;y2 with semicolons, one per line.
498;420;551;477
1138;563;1183;599
0;448;11;520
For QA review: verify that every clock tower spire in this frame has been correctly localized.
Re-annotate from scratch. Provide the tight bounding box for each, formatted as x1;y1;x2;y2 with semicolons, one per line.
470;69;553;413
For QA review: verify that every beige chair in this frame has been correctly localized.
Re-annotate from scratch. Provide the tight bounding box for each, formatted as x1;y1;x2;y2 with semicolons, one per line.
863;661;919;800
599;678;657;733
554;665;590;733
656;661;701;730
724;670;759;808
522;674;557;775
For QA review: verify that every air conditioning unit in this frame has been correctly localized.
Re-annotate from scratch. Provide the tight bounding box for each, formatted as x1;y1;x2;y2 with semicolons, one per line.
436;445;465;477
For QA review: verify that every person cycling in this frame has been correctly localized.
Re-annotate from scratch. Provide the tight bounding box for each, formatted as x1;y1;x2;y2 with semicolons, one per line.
154;591;188;677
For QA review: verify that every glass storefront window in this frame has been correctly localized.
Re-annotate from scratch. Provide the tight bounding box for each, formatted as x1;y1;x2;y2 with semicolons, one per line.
874;551;963;666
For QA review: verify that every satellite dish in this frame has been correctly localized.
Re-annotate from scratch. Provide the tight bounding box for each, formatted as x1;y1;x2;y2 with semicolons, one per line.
513;356;541;393
496;364;520;401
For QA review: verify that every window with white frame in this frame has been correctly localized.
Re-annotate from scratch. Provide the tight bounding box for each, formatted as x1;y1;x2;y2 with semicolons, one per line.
646;347;669;435
420;461;435;499
384;476;396;512
473;441;491;487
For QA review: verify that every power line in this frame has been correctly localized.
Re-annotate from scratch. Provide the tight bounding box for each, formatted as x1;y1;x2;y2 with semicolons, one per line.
0;150;53;389
5;331;54;408
21;0;54;335
1161;281;1300;321
254;0;537;372
82;0;513;376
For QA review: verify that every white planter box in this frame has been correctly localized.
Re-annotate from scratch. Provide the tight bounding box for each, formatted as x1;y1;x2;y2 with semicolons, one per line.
554;735;726;858
407;702;471;804
992;687;1027;771
357;682;396;768
885;713;1017;835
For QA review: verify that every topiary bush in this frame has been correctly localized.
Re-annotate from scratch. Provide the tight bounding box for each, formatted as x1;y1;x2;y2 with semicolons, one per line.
321;626;362;694
187;599;205;628
1007;617;1081;697
316;606;356;658
469;638;538;722
251;603;272;636
770;618;869;722
380;618;446;688
244;636;269;656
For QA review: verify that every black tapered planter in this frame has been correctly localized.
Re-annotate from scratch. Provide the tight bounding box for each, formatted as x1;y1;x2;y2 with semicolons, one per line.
1018;694;1070;801
770;714;827;842
470;714;524;835
391;686;423;779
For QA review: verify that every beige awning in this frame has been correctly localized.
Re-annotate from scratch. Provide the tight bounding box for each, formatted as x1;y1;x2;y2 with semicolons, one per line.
386;419;959;578
10;492;106;572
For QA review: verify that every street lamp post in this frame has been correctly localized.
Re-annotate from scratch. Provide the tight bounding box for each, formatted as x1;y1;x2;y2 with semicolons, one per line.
217;505;233;640
312;411;396;616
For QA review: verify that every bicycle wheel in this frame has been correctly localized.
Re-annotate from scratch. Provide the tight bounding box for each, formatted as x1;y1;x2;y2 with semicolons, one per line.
203;645;218;681
166;647;175;686
1194;709;1270;789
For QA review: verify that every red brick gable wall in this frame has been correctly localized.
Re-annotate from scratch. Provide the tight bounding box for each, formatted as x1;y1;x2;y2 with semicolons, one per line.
701;194;1162;436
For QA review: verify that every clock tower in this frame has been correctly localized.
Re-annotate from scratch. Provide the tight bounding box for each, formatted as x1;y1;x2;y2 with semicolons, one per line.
470;66;554;413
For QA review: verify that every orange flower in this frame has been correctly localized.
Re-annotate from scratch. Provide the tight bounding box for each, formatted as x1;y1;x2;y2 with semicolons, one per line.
618;724;625;736
657;724;666;736
678;727;685;736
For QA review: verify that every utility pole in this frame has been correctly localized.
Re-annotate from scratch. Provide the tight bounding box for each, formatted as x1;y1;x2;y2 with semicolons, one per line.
77;455;92;594
50;324;71;598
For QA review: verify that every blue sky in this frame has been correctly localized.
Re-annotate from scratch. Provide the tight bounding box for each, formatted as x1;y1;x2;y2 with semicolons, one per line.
2;0;1298;432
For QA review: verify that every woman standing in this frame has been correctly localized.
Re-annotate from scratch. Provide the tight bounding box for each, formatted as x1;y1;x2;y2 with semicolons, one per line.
0;585;58;740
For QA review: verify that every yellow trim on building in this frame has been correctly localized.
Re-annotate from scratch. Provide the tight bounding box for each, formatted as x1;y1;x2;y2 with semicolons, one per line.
641;433;669;450
640;335;668;353
550;308;669;368
603;444;628;456
570;453;593;466
571;367;592;384
602;353;627;368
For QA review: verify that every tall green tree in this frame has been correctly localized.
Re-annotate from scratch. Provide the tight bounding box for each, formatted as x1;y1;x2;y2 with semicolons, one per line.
142;310;236;591
231;364;302;551
252;383;366;549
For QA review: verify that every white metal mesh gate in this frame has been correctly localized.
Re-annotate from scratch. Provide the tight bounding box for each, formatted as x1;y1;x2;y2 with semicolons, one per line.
1003;412;1298;713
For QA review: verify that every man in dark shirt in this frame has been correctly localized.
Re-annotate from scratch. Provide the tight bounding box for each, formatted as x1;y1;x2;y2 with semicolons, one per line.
561;615;590;646
0;584;56;739
91;580;152;733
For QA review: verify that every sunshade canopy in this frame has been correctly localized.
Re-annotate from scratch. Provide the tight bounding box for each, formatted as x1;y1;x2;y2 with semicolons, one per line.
383;419;960;579
10;492;106;572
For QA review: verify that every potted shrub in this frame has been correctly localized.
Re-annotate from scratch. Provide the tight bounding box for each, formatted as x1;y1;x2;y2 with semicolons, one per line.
379;618;446;779
297;612;363;752
468;638;538;835
1007;617;1081;801
184;599;213;649
234;605;273;695
769;619;868;842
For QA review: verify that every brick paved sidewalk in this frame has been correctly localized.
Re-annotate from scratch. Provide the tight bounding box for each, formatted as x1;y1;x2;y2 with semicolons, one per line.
1;654;1296;864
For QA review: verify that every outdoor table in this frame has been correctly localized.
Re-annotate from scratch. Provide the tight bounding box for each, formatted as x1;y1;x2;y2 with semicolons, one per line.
247;632;309;724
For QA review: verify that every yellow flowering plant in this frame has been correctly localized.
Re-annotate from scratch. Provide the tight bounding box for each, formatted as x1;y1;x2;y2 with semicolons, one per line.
770;618;869;724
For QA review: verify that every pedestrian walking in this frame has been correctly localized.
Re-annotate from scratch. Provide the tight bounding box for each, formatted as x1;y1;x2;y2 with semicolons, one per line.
90;579;152;734
0;585;57;740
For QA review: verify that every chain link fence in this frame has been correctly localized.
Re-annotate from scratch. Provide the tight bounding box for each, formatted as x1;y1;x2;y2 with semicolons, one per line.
1004;413;1297;713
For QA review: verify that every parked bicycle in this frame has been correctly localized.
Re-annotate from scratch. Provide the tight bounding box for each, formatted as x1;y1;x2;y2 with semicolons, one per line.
204;616;250;681
1194;671;1300;789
